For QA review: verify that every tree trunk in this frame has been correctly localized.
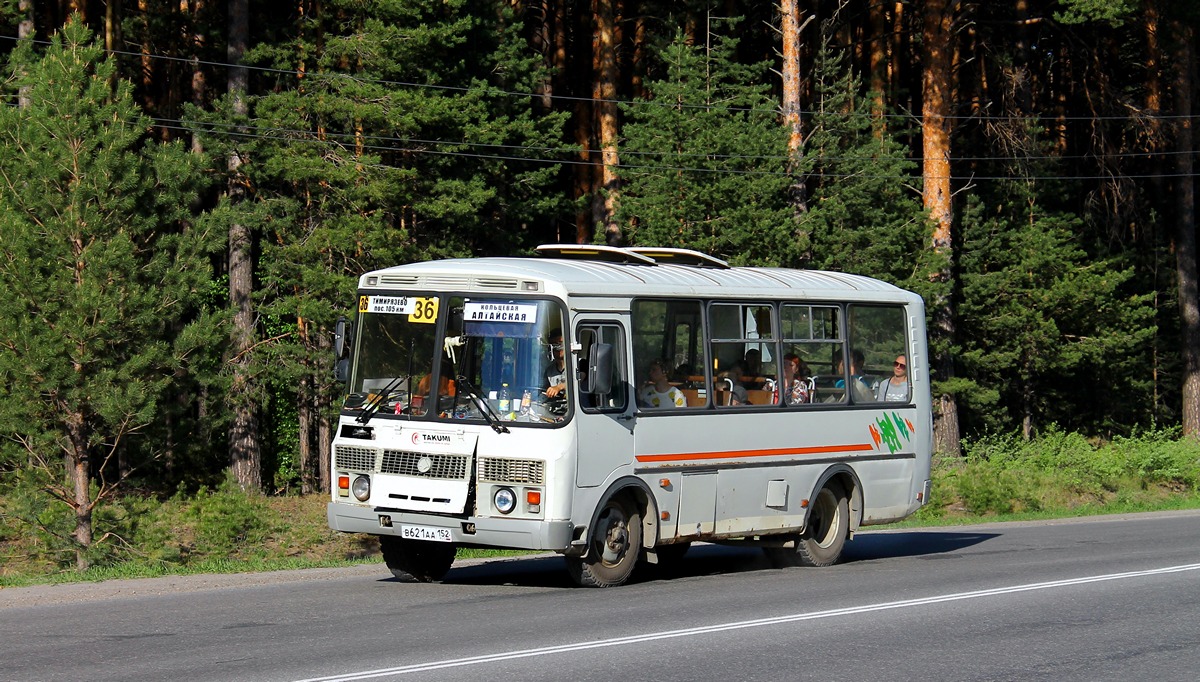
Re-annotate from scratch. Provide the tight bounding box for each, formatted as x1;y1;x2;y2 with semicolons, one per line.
780;0;808;216
189;0;208;154
867;0;888;127
103;0;120;54
594;0;621;245
1172;20;1200;437
66;409;92;571
553;0;567;96
631;10;647;99
17;0;33;108
572;4;594;244
228;217;261;491
297;316;313;494
1021;358;1035;440
227;0;261;491
1013;0;1031;115
137;0;154;111
921;0;961;455
298;367;313;494
1143;1;1163;414
316;329;333;493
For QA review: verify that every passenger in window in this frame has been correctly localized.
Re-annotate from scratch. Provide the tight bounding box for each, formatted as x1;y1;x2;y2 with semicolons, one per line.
638;358;687;408
544;329;567;399
417;358;457;397
781;353;811;405
836;350;874;403
743;348;763;378
415;356;456;415
717;362;749;406
672;362;693;383
876;354;911;403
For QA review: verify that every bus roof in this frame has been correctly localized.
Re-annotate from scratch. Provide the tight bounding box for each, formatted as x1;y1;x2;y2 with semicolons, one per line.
359;246;918;303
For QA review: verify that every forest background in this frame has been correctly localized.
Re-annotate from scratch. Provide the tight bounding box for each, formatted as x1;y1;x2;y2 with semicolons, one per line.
1;0;1199;574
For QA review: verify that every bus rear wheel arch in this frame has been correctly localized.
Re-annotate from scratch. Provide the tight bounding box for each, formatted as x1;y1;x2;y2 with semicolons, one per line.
765;479;851;568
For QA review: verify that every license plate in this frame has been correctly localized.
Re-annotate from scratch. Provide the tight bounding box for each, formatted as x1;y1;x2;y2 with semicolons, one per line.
400;524;453;542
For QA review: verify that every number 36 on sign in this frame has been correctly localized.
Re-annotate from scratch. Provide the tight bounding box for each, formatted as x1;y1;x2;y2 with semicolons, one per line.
359;295;439;323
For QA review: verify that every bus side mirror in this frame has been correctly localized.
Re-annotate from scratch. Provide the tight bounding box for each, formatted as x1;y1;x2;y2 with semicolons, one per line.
584;342;614;395
334;316;351;383
334;316;349;357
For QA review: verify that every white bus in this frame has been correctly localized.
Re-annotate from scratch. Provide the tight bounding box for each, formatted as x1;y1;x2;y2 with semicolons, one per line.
327;244;932;587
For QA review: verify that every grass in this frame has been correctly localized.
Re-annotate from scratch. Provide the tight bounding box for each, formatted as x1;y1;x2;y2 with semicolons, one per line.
0;483;524;588
3;428;1198;588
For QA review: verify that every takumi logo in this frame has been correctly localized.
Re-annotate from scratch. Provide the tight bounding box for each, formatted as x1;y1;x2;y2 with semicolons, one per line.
412;432;452;445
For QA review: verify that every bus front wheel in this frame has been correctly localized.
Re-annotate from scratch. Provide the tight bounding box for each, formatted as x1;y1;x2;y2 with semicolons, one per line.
566;495;642;587
379;536;457;582
766;482;849;568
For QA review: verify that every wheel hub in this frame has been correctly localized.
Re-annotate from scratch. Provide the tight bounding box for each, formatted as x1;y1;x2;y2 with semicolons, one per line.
599;512;628;564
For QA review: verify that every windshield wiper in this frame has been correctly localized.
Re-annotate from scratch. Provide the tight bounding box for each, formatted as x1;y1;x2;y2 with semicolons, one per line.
356;375;407;425
456;375;508;434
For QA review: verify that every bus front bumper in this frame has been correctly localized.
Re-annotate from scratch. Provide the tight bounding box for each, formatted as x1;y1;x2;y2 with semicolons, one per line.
327;502;574;551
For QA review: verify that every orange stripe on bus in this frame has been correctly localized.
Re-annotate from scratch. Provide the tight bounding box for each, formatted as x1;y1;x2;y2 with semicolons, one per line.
635;443;875;463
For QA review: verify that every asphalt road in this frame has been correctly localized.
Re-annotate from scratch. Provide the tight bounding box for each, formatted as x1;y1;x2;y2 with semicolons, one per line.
3;510;1199;682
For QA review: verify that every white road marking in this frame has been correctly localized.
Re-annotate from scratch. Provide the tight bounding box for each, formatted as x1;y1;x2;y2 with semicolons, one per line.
293;562;1200;681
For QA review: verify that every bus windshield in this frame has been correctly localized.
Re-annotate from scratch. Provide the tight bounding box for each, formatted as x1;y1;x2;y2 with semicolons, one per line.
344;294;568;425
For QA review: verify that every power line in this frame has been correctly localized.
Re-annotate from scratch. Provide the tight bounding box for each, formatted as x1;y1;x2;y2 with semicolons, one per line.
162;117;1200;181
2;32;1198;124
5;27;1196;180
167;114;1200;166
4;87;1193;179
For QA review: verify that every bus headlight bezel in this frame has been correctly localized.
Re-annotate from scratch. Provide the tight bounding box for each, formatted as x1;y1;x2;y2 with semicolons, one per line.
351;475;371;501
494;486;517;514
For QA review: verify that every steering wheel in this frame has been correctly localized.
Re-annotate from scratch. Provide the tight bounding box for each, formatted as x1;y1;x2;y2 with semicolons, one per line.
542;393;567;415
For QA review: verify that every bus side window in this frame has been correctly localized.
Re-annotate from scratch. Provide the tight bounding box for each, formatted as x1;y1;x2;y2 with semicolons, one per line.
847;304;910;404
633;299;707;408
708;302;776;408
781;304;844;406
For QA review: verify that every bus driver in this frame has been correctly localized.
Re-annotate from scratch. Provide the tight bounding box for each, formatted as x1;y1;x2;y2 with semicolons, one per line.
544;329;567;399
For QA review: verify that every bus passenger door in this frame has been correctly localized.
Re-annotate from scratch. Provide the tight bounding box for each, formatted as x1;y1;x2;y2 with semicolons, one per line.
574;319;635;489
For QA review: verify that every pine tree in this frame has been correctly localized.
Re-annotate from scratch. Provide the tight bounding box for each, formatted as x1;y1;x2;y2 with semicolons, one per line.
187;0;569;490
957;181;1155;437
0;17;215;569
616;24;791;265
796;18;929;290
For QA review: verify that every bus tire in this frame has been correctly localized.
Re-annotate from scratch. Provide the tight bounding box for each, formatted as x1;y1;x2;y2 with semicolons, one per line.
379;536;456;582
766;482;849;568
566;495;641;587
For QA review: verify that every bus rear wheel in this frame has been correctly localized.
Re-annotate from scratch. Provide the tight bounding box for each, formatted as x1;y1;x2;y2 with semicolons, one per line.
379;536;457;582
566;496;641;587
765;482;849;568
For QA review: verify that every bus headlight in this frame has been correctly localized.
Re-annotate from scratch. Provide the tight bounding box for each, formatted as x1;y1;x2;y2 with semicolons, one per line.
494;487;517;514
352;475;371;501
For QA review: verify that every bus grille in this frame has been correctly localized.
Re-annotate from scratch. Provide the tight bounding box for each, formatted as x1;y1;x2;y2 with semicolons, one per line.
478;458;545;485
381;450;468;479
335;445;377;472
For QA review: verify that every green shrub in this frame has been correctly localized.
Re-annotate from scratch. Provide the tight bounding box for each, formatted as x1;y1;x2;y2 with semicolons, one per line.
937;428;1200;517
187;476;274;560
0;469;75;572
5;429;1200;584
